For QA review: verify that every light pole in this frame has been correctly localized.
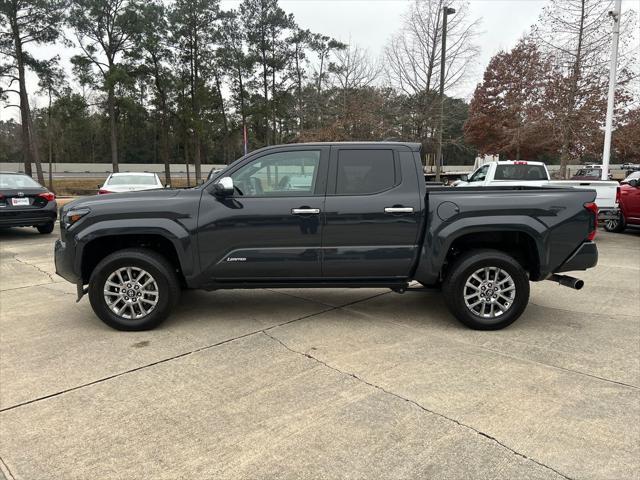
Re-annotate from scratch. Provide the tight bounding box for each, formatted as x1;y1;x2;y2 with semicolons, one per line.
601;0;622;180
435;6;455;184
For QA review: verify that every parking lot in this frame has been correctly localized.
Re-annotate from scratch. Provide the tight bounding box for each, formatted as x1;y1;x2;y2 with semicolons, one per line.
0;225;638;480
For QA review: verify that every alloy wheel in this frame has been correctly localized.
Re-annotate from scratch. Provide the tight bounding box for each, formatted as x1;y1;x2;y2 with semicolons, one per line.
463;266;516;319
103;266;159;319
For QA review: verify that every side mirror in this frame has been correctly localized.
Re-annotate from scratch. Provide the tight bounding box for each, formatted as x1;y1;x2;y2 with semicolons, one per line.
214;176;234;196
459;174;468;182
628;179;638;187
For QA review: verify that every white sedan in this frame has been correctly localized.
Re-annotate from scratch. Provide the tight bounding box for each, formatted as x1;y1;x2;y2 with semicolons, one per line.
98;172;164;194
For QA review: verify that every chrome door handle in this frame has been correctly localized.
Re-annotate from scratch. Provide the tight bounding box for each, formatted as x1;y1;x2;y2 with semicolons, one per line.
384;207;414;213
291;208;320;215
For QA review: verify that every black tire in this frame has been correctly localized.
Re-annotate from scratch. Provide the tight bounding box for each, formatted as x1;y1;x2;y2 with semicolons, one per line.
88;248;180;331
604;214;625;233
442;249;530;330
37;222;54;234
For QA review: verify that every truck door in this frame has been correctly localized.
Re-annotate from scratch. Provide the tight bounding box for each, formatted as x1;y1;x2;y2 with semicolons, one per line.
322;146;422;278
197;146;329;280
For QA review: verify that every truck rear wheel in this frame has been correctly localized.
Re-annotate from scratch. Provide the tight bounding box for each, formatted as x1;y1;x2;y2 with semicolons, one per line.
442;249;530;330
88;248;180;331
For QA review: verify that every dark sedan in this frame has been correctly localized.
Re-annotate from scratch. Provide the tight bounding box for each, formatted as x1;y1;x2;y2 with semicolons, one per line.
0;172;57;234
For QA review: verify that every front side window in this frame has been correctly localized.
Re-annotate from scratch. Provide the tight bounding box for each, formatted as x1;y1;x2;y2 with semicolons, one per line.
336;149;395;195
468;165;489;182
230;150;320;196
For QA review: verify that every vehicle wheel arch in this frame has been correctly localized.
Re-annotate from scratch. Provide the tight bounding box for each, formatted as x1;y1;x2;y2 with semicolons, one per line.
79;232;187;287
441;228;542;281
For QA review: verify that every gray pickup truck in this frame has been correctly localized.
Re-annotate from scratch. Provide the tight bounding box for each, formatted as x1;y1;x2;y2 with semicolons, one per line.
55;142;598;331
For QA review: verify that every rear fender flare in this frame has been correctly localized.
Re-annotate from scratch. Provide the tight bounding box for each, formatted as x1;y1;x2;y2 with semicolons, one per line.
413;216;546;284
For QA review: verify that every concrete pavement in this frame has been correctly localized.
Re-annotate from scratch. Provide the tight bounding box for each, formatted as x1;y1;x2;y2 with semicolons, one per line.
0;225;638;479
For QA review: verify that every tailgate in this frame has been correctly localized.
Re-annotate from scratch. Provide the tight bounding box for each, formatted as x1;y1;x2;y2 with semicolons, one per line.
550;180;618;209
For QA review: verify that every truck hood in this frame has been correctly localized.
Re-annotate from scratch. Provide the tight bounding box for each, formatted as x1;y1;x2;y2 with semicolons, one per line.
63;188;184;212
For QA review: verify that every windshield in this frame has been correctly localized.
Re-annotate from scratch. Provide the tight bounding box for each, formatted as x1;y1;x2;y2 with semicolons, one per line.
0;173;42;189
108;175;158;186
574;168;601;177
622;171;640;183
494;164;547;181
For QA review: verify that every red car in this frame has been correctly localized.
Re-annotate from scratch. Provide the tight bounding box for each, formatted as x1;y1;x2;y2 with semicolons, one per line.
605;171;640;232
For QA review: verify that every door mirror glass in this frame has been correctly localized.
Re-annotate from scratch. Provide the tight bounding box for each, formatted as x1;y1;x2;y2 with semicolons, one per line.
214;177;234;196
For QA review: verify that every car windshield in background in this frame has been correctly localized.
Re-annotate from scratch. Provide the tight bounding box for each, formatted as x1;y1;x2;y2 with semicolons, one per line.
494;164;547;181
574;168;601;177
0;173;41;189
623;171;640;183
108;175;158;185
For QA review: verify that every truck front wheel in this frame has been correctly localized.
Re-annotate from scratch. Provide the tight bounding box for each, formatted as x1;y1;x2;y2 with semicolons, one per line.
442;250;530;330
88;248;180;331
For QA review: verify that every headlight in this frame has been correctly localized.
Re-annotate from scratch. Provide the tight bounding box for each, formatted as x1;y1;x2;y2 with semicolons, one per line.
62;207;91;229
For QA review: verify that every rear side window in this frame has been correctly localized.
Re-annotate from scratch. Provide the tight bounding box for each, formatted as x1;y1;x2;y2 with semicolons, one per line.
336;149;395;195
495;164;547;181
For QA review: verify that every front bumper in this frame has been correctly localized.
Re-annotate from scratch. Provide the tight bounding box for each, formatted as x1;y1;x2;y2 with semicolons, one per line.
554;241;598;273
54;238;80;284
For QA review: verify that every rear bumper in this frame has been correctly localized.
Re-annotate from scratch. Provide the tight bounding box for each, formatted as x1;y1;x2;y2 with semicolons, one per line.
554;241;598;273
0;203;57;227
598;208;619;221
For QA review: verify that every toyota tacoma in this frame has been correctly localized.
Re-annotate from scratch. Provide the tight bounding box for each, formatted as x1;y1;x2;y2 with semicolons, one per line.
55;142;599;331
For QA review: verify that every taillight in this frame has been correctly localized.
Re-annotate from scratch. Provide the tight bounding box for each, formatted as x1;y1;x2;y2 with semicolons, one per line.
616;186;620;205
98;189;112;194
38;192;56;202
584;202;598;241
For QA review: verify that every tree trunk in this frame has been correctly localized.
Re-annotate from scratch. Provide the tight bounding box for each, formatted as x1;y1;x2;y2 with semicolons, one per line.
194;133;202;183
160;113;171;187
48;90;54;192
559;0;586;179
14;42;43;182
296;46;303;129
184;136;190;187
26;106;44;184
107;85;119;172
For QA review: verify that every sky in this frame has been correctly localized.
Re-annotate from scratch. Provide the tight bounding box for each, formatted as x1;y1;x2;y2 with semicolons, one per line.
2;0;638;121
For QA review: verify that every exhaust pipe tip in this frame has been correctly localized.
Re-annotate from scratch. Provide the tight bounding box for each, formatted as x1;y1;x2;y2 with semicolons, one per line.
548;274;584;290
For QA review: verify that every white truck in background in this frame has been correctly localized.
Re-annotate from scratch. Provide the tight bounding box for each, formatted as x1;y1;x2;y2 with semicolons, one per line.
455;160;619;221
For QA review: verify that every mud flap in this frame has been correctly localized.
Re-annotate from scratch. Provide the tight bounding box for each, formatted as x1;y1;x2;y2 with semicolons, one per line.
76;281;88;302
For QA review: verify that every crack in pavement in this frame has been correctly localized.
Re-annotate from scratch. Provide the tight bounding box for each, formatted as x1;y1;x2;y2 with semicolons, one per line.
0;456;15;480
262;330;575;480
12;255;56;283
0;291;389;413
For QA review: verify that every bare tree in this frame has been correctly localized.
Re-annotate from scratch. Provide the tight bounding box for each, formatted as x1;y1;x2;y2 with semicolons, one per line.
384;0;480;97
533;0;638;176
329;43;381;119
